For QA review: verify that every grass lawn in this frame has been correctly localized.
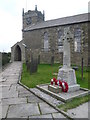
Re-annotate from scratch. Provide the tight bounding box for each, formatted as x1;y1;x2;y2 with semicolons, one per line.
76;66;89;89
21;63;59;88
21;63;89;89
58;94;90;112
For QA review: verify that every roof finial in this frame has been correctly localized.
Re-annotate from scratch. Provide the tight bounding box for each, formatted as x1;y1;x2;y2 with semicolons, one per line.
43;10;45;21
35;5;37;11
22;8;24;16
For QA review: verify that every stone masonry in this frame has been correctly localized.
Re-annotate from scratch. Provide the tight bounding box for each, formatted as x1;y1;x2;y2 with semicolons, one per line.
11;7;89;66
11;40;26;62
24;16;88;65
0;52;2;72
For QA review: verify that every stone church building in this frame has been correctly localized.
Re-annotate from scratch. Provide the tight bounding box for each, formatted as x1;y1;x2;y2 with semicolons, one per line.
11;6;89;66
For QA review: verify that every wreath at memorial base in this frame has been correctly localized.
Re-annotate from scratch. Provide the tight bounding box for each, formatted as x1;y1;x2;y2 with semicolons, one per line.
51;78;68;92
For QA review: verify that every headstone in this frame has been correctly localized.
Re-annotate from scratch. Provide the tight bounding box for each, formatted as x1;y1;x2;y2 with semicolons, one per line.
30;58;38;74
51;56;54;66
57;27;80;92
38;55;40;64
29;53;38;74
26;52;38;74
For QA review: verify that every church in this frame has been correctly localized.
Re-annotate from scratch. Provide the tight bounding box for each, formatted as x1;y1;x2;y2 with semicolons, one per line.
11;6;89;66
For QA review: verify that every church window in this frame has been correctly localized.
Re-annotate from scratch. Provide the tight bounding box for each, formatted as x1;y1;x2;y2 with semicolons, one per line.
74;28;81;52
58;30;63;52
44;32;49;51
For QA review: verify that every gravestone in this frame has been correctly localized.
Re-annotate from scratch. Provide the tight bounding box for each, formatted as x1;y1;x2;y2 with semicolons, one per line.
57;27;80;92
26;53;38;74
30;53;38;74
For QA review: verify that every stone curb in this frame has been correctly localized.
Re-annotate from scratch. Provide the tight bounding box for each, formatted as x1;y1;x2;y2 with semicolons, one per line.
18;80;73;120
36;84;90;102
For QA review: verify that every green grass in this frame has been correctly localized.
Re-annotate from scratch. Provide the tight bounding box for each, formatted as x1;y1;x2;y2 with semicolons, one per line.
21;63;89;89
76;66;89;89
58;94;90;112
21;63;59;88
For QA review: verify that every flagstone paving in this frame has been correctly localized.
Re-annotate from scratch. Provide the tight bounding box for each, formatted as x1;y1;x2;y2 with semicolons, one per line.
0;62;67;119
67;102;89;118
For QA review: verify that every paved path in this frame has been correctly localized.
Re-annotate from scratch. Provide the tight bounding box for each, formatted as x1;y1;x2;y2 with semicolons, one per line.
0;62;67;119
29;87;89;119
67;102;89;118
30;88;64;106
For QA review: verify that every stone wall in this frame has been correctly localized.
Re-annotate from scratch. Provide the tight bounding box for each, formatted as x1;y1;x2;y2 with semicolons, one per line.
0;52;2;72
24;22;88;66
23;10;44;30
11;40;26;63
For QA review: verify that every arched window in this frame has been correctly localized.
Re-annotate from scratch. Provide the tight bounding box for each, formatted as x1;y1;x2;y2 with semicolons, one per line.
58;30;63;52
44;32;49;51
74;28;81;52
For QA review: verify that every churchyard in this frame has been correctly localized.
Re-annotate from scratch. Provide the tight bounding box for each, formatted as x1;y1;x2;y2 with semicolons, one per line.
1;4;89;118
20;62;89;117
20;28;90;117
21;63;89;89
1;27;89;119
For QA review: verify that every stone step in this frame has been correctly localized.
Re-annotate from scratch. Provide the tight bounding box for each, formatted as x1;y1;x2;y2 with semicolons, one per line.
30;88;64;106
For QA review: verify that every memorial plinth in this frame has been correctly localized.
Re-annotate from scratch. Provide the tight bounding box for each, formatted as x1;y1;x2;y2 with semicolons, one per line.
57;67;80;92
48;85;62;93
57;27;80;92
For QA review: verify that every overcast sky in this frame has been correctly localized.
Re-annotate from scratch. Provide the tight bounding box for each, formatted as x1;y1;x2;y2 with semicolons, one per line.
0;0;89;52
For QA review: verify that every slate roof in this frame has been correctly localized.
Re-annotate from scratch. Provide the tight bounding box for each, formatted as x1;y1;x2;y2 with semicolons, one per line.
24;13;89;31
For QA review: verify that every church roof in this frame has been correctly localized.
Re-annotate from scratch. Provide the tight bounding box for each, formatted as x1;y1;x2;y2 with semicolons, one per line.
24;13;89;31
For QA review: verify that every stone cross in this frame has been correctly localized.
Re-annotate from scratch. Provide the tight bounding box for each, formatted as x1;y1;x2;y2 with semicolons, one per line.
57;28;80;92
61;27;73;68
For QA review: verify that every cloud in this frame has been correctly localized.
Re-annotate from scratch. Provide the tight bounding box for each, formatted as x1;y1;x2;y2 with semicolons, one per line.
25;0;89;20
0;9;22;52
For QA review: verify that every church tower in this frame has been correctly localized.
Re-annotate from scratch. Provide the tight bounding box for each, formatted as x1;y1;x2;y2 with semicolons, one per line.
22;6;45;30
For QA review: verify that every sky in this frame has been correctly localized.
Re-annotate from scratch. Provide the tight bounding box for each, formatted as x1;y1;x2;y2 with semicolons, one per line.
0;0;89;52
